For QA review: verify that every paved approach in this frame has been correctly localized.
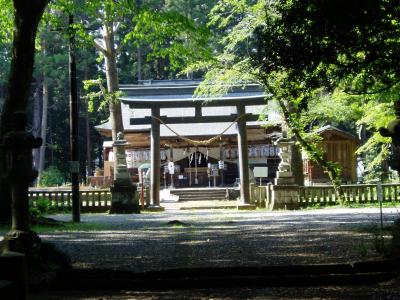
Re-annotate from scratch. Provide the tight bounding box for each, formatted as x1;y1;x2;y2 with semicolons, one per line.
39;208;399;273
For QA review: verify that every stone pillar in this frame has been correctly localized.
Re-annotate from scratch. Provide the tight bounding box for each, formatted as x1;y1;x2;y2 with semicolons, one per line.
149;107;164;211
236;105;254;209
270;136;299;210
110;132;139;213
1;112;42;254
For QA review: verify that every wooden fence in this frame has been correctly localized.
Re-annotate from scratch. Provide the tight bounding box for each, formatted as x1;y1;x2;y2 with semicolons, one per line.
29;188;112;213
30;183;400;212
250;183;400;208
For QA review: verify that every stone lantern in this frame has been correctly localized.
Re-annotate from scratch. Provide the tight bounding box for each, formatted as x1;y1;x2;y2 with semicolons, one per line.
1;112;42;253
110;132;139;213
267;132;299;210
274;136;295;185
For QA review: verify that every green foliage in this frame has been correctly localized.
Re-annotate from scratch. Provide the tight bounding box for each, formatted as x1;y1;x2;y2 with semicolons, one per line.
39;166;64;187
190;0;265;88
0;0;13;86
29;197;52;218
253;0;400;92
0;0;13;42
194;0;400;186
83;78;123;113
127;7;212;73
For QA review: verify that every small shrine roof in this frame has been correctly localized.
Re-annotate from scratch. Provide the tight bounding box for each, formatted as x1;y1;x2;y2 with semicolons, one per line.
314;125;358;141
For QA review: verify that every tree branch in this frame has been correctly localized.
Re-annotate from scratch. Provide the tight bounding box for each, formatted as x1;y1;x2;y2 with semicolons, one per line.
94;39;106;54
343;78;400;95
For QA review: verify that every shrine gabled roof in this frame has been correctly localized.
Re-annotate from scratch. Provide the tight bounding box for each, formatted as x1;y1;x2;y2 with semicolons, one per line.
95;80;277;137
314;125;358;141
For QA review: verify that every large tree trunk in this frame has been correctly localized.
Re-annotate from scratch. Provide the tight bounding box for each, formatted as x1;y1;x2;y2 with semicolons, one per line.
32;76;42;173
103;22;124;185
38;74;49;181
103;24;123;142
0;0;49;223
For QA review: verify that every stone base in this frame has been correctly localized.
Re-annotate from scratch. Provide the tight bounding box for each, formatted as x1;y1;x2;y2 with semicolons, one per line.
110;184;140;214
237;203;257;210
269;184;300;210
3;230;41;254
276;171;293;177
144;205;165;212
275;177;295;185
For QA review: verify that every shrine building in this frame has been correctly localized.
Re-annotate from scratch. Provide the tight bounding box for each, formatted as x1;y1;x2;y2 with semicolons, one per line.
95;80;280;192
94;80;358;206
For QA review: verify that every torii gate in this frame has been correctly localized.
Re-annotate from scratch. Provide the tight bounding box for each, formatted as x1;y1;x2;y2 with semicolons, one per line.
120;83;266;209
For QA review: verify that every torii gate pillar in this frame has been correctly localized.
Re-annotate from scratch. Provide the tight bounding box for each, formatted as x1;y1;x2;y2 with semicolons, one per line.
148;106;164;211
236;105;255;209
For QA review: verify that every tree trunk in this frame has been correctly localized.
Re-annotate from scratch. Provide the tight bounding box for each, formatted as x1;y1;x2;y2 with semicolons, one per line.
292;143;305;186
103;23;124;142
84;97;92;178
38;73;48;181
103;22;124;184
32;76;42;173
0;0;49;223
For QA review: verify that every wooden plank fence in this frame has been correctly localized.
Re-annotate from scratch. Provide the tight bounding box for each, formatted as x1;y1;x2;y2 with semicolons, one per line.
28;188;112;213
250;183;400;209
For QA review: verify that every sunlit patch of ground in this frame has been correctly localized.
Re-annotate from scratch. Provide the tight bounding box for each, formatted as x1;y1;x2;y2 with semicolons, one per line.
23;207;398;273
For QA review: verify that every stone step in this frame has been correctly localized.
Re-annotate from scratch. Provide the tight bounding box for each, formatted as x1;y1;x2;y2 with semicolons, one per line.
171;190;226;195
179;197;227;202
177;194;226;198
170;188;228;202
175;192;226;196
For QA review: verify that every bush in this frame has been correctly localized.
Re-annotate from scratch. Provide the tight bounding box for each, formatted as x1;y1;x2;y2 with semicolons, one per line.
36;198;51;214
39;166;64;187
29;197;51;218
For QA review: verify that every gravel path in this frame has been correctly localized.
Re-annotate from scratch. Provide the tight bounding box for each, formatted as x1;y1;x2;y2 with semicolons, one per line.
39;207;400;273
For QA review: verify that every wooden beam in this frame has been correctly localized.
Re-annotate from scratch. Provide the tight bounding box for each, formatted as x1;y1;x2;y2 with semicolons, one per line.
130;114;261;125
123;96;265;108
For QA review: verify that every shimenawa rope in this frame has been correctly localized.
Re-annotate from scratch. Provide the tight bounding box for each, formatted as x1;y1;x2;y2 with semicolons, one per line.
150;113;247;146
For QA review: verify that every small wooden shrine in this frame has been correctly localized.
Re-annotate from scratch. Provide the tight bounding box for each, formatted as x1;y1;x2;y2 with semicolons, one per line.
303;125;359;184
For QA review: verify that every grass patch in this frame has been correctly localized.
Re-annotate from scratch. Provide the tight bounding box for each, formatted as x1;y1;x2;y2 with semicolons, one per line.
302;201;400;210
349;223;393;257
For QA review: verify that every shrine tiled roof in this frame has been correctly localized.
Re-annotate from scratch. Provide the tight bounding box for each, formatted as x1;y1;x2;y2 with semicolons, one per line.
95;80;281;137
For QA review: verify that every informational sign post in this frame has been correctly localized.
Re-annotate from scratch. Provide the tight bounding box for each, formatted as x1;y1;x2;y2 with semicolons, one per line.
168;162;175;188
168;161;175;174
253;166;268;186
